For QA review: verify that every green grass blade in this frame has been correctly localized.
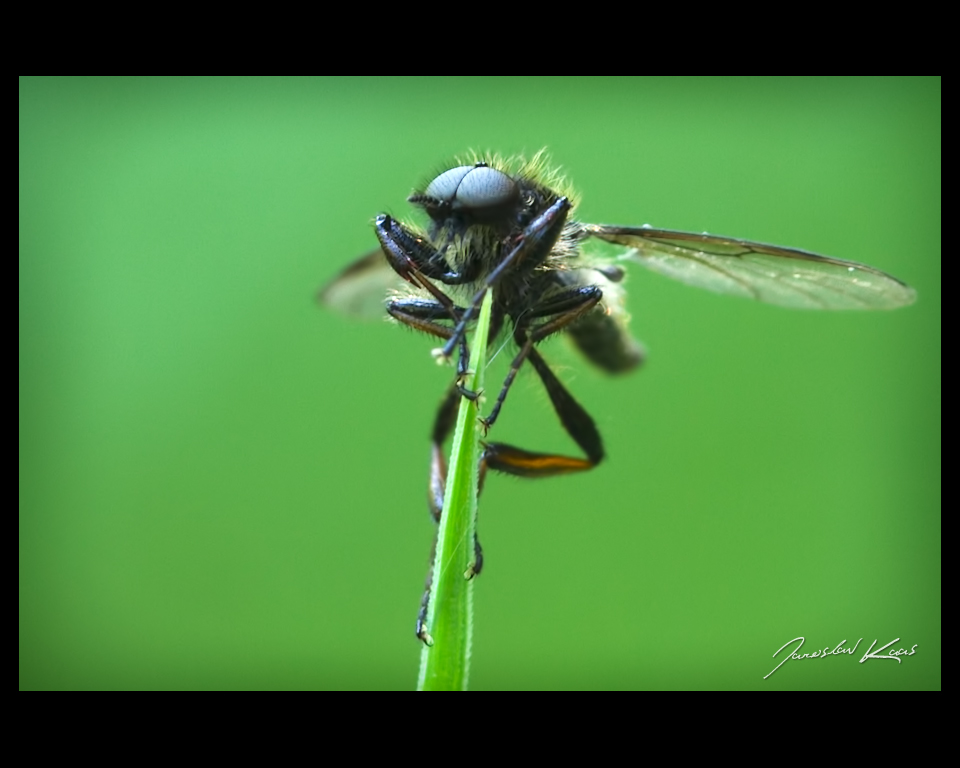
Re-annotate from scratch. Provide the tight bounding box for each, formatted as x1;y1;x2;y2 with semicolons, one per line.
416;291;493;691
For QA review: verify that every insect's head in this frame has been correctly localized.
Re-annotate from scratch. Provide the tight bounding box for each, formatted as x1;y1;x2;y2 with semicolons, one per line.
408;162;521;227
409;153;575;233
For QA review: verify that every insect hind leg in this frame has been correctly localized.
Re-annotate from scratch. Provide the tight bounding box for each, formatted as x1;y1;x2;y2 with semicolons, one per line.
483;345;604;477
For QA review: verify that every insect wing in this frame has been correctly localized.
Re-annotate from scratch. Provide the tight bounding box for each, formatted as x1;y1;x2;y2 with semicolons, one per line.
317;248;399;319
585;225;916;310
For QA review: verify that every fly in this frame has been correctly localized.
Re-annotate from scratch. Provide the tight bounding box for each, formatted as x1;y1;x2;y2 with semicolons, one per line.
319;152;916;643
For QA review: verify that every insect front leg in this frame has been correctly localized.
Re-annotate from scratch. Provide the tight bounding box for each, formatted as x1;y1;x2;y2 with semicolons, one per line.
375;214;481;288
377;215;484;387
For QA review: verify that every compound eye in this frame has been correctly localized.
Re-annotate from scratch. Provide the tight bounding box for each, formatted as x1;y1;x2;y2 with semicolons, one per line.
453;166;518;211
423;166;475;204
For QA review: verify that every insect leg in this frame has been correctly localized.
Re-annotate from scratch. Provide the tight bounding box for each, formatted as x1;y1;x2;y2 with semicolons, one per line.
377;216;485;392
482;346;603;477
386;295;481;396
387;297;458;338
428;384;459;520
528;345;604;464
417;383;489;644
437;196;571;361
375;214;482;287
482;289;605;478
377;219;464;320
482;286;602;431
430;383;488;573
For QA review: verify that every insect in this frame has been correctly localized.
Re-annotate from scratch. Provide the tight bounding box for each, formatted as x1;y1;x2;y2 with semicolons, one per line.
319;152;916;642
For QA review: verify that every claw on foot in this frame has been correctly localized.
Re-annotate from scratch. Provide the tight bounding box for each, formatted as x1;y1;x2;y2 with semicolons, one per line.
417;625;434;646
457;381;482;401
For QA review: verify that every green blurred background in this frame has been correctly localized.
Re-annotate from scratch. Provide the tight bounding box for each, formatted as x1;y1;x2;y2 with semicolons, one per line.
20;77;940;690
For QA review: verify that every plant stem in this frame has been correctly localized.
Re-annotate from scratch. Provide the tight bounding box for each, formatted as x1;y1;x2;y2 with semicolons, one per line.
416;290;493;691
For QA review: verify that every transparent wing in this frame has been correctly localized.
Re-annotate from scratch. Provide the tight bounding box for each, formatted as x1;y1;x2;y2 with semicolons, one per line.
584;225;916;310
317;248;399;319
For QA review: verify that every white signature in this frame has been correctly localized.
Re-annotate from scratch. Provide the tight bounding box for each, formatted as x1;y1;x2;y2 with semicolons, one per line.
764;636;918;679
